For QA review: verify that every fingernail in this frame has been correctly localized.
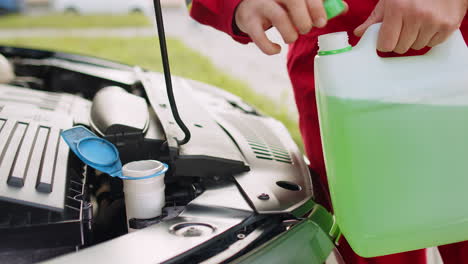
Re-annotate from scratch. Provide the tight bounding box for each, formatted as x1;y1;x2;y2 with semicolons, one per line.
377;47;391;53
316;18;327;28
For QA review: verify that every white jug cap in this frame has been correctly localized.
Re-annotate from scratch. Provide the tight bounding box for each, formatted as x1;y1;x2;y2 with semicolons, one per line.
318;31;351;55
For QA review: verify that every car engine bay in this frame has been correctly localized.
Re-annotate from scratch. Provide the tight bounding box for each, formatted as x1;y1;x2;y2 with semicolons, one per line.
0;46;317;264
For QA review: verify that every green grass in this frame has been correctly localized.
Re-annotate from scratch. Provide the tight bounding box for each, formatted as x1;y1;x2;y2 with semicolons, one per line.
0;14;151;29
0;36;303;147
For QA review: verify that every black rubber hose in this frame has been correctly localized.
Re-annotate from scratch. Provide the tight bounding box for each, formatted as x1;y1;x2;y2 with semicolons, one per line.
152;0;191;145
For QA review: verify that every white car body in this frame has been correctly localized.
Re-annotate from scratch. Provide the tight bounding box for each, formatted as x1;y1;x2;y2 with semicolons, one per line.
53;0;153;15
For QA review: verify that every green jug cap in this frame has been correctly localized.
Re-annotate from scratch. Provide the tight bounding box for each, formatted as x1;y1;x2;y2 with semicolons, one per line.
324;0;346;19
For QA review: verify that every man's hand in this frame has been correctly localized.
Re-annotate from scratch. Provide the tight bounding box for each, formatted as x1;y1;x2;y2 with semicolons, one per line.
235;0;348;55
354;0;468;54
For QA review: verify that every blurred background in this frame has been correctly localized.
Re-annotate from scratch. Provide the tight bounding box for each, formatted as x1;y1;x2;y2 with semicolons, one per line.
0;0;300;144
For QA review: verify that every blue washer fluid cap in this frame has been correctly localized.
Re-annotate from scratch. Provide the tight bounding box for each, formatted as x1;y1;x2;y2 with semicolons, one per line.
61;126;123;178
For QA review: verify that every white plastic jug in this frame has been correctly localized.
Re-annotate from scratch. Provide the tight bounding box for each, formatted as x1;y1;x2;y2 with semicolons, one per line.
315;23;468;257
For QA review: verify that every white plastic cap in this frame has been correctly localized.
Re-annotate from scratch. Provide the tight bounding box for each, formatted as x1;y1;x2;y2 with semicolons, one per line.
318;32;350;53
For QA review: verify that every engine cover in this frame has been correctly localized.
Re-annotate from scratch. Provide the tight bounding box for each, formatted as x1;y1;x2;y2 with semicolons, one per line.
0;84;92;262
0;84;90;211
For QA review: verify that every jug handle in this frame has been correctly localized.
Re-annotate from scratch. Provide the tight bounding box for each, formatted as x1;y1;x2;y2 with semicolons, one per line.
355;22;467;59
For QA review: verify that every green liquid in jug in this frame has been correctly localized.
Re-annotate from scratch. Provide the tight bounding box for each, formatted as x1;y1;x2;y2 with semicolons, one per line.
317;93;468;257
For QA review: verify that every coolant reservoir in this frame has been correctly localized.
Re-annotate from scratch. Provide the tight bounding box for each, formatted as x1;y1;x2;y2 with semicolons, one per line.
315;23;468;257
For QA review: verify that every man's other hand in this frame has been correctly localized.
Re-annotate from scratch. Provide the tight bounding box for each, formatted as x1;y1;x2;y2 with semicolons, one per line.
235;0;348;55
354;0;468;54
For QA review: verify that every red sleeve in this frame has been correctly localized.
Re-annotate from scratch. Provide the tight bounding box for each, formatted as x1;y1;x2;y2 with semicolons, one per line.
188;0;252;44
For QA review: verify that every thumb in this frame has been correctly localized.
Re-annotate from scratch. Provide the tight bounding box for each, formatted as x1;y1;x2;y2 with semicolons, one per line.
353;2;384;37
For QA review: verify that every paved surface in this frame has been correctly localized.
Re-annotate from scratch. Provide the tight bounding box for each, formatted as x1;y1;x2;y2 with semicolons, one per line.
0;27;155;38
0;6;160;38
